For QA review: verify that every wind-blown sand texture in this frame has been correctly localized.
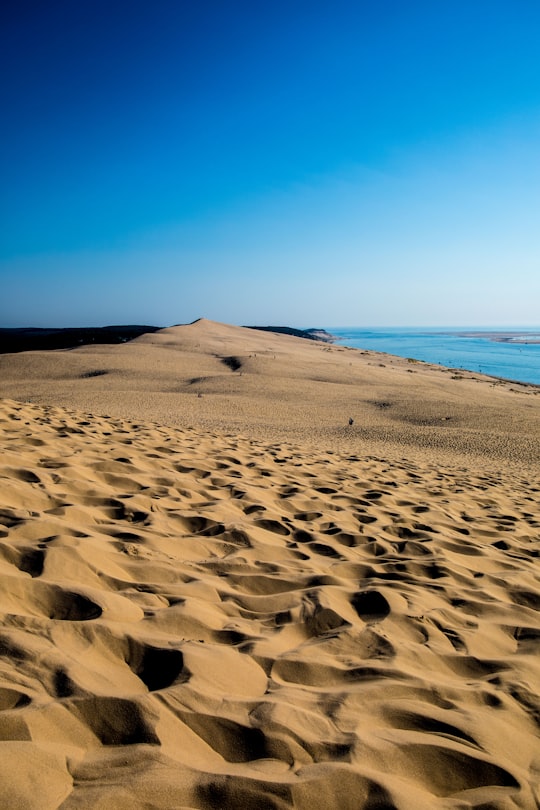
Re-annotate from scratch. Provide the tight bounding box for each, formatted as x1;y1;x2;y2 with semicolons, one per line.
0;320;538;809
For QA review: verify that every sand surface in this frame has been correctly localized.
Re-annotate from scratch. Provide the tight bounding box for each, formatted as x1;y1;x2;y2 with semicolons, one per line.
0;320;538;808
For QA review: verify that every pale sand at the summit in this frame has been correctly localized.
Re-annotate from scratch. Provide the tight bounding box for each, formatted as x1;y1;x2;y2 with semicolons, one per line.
0;319;538;809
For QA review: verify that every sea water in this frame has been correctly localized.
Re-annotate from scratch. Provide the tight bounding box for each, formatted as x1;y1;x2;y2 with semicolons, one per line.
327;327;540;386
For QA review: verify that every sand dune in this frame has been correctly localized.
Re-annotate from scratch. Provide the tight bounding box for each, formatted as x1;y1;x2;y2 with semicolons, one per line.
0;320;539;808
1;318;538;471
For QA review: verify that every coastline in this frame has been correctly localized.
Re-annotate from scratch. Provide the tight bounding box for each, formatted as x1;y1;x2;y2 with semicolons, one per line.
328;327;540;386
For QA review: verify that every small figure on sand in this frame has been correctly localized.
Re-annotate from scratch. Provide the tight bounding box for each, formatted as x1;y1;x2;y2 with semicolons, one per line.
348;417;354;426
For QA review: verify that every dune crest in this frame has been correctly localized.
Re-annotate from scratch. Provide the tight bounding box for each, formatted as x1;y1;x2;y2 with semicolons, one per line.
0;393;539;809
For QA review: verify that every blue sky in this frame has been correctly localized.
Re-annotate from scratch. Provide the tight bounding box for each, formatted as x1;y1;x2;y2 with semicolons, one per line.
1;0;539;327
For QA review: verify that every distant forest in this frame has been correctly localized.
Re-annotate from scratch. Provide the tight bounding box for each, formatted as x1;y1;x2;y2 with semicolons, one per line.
0;324;335;354
245;326;334;342
0;326;161;354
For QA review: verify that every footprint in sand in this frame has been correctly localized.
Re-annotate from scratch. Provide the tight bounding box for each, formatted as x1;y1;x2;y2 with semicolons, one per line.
351;590;391;623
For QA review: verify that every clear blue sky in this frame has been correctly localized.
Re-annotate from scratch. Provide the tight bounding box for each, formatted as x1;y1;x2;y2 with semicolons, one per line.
1;0;539;327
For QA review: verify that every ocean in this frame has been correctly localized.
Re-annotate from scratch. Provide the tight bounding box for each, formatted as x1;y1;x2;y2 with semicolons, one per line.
327;327;540;386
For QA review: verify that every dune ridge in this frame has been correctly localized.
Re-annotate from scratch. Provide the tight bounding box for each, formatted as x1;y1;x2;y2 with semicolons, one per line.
0;320;539;808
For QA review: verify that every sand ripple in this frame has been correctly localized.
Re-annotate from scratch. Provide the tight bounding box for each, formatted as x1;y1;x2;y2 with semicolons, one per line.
0;398;539;809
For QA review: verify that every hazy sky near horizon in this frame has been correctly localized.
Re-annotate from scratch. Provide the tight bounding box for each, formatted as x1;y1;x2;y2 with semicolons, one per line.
1;1;539;328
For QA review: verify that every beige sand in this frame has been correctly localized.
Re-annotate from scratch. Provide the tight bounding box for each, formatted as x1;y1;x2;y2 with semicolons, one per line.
0;320;538;808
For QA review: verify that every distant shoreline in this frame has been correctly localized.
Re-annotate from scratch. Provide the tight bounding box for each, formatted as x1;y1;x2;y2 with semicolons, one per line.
328;327;540;387
3;324;539;355
244;325;336;342
457;331;540;344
